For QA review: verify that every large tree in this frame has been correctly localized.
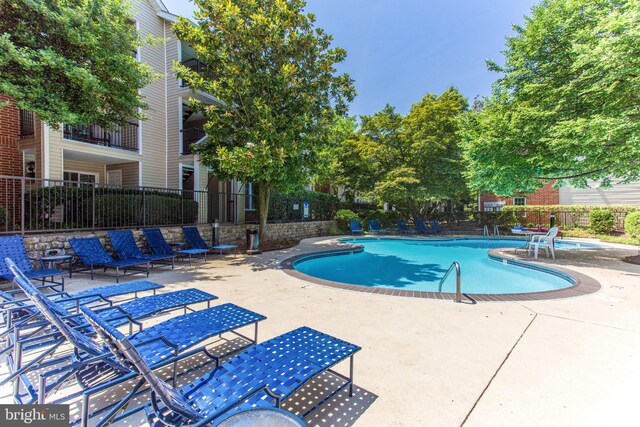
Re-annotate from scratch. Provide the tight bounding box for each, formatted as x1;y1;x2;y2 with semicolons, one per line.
461;0;640;195
0;0;155;127
332;88;470;219
173;0;354;243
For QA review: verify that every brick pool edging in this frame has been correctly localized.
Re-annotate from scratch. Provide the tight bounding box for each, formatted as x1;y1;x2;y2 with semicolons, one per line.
280;243;601;302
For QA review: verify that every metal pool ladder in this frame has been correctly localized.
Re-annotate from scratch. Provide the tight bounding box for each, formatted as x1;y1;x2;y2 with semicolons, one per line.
438;261;462;303
483;225;500;236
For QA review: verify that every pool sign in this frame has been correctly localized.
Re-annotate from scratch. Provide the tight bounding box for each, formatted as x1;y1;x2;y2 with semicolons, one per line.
303;201;309;219
293;203;299;210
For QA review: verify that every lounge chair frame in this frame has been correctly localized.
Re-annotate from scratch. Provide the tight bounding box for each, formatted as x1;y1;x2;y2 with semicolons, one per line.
143;228;208;265
69;237;150;283
0;235;65;292
108;230;176;270
82;310;360;427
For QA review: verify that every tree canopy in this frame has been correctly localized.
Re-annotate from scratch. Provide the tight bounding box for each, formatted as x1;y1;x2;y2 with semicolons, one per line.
173;0;355;241
0;0;156;127
329;88;470;219
461;0;640;196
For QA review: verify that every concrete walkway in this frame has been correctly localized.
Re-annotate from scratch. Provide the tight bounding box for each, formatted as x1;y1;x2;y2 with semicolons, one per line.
2;236;639;426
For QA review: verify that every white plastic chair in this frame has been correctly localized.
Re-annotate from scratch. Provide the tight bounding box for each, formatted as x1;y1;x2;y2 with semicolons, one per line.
531;226;559;259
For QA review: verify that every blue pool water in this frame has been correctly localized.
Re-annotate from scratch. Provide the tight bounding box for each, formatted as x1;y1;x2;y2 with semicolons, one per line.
293;238;595;294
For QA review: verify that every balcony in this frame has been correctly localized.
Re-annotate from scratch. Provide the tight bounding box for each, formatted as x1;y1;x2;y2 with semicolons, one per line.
180;58;216;87
63;122;139;151
19;110;35;138
182;127;205;155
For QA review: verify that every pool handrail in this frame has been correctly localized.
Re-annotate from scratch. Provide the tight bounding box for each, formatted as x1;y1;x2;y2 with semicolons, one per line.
438;261;461;302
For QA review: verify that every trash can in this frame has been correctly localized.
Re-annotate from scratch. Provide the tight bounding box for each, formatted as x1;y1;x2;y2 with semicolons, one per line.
246;229;261;254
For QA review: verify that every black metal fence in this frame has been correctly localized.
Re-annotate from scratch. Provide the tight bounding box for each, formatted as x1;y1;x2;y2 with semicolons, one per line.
0;176;344;235
63;122;139;151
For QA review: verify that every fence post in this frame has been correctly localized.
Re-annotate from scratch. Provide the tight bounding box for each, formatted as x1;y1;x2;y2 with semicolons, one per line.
181;191;184;224
142;187;146;227
20;177;25;236
92;184;96;231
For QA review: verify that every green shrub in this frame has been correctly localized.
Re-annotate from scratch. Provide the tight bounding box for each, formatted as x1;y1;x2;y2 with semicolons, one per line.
96;194;198;227
335;209;359;231
327;225;343;235
367;209;402;228
472;210;518;227
269;190;338;221
624;211;640;237
589;209;615;233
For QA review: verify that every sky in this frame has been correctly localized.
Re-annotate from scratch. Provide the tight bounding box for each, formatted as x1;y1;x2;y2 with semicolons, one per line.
161;0;539;117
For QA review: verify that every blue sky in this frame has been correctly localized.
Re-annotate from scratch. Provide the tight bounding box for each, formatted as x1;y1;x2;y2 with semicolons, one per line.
162;0;538;116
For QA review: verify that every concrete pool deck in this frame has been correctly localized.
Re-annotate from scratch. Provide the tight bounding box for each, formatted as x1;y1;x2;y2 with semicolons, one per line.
2;236;639;426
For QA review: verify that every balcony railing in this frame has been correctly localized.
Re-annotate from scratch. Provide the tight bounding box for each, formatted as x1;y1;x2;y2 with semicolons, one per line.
180;58;216;87
63;122;139;151
182;127;205;155
19;110;35;138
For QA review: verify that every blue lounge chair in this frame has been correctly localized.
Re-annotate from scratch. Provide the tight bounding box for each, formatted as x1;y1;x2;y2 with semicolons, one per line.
143;228;208;265
0;235;65;292
182;226;238;255
4;259;265;424
397;220;418;235
0;280;162;334
2;258;218;405
1;282;217;370
415;219;435;235
69;237;150;283
2;260;214;355
350;220;364;235
368;219;385;235
82;308;360;427
108;230;175;270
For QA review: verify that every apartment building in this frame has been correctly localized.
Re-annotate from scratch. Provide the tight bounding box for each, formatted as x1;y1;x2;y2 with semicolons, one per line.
479;180;640;211
11;0;251;223
479;182;560;211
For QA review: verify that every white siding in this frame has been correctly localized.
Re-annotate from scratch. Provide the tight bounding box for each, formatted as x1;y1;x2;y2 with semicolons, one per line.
134;0;169;187
559;182;640;205
166;35;184;189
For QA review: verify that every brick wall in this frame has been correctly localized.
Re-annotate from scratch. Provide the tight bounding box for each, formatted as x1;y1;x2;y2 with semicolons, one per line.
0;95;24;231
0;95;23;177
479;182;559;211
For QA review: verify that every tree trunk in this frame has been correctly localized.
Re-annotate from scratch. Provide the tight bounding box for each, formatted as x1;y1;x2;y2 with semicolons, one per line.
257;182;270;248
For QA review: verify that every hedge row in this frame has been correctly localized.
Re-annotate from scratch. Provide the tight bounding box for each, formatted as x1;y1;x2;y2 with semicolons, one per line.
268;190;338;221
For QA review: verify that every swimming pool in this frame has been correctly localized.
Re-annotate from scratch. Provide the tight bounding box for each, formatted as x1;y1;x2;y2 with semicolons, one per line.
292;238;597;295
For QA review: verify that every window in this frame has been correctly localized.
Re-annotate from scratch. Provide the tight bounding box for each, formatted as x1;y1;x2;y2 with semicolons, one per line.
245;183;255;211
63;171;98;186
513;197;526;206
483;202;505;212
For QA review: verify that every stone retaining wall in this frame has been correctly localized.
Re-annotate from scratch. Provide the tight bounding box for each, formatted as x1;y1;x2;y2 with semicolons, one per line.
21;220;336;259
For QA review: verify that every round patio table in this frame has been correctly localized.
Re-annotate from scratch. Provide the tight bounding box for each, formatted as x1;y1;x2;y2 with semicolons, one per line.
40;254;73;277
217;408;306;427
